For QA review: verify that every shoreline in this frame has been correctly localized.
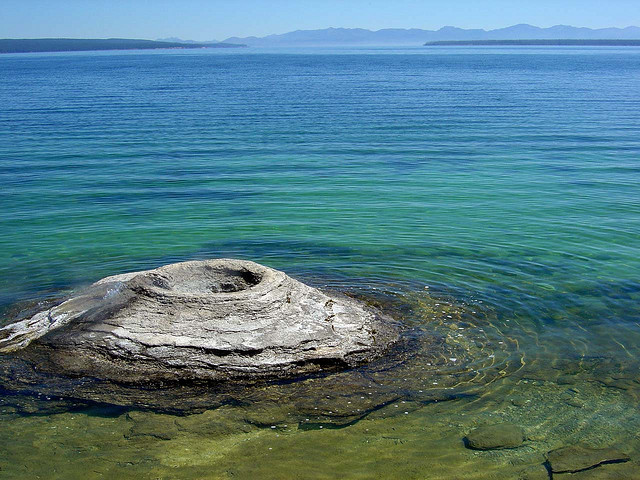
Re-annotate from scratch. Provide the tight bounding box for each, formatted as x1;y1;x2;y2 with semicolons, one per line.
424;39;640;46
0;38;247;54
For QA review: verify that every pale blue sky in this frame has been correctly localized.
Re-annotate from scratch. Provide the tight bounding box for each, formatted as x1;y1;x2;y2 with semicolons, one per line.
1;0;639;40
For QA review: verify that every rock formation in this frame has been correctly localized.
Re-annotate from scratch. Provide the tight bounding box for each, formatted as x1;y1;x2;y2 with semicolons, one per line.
546;445;630;474
0;260;519;420
0;259;398;383
464;423;525;450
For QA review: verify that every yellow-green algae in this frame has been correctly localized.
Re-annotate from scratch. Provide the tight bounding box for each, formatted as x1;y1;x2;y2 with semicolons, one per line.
1;292;639;479
1;375;639;479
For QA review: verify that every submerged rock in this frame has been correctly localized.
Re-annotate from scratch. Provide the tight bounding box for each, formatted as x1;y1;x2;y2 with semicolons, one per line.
125;411;180;440
553;462;640;479
464;423;525;450
516;464;551;480
0;259;398;383
546;445;630;474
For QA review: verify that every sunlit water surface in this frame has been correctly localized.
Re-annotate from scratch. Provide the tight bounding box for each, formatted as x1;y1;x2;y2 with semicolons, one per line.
0;46;639;479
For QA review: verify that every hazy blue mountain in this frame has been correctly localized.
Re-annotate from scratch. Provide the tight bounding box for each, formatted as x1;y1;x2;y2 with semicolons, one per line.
224;24;640;46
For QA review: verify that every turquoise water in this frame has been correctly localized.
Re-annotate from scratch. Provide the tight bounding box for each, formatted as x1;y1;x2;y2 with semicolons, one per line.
1;47;640;478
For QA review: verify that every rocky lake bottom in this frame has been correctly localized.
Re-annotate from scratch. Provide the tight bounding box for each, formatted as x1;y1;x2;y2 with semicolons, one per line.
1;284;639;479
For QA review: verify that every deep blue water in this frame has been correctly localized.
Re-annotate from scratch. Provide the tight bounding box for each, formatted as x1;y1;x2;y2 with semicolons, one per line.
0;46;639;478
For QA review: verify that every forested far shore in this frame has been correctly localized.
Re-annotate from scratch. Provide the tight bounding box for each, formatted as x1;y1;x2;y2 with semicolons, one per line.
424;39;640;46
0;38;246;53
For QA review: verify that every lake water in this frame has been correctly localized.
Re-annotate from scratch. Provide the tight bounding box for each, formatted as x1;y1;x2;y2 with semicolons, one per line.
1;46;639;479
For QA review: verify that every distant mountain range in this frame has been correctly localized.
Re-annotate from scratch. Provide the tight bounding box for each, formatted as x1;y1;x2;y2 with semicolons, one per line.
5;24;639;54
220;24;640;47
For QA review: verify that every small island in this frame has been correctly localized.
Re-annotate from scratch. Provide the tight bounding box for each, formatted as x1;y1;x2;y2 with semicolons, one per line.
0;38;246;54
424;39;640;46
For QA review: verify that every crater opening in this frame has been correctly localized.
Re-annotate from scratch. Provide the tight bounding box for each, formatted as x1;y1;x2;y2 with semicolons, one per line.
207;267;263;293
146;264;264;294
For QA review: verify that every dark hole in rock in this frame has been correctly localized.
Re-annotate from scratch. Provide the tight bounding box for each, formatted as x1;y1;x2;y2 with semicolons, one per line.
208;267;263;293
142;266;263;294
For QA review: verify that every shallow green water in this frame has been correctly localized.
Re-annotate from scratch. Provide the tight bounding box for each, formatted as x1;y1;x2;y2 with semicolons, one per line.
0;47;639;478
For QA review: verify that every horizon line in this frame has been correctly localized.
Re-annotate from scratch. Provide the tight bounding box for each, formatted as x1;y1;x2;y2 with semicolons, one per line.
2;23;640;42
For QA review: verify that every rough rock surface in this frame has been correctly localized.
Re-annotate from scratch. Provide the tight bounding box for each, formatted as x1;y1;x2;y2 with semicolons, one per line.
516;464;551;480
0;259;398;383
554;462;640;479
546;445;630;474
464;423;525;450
